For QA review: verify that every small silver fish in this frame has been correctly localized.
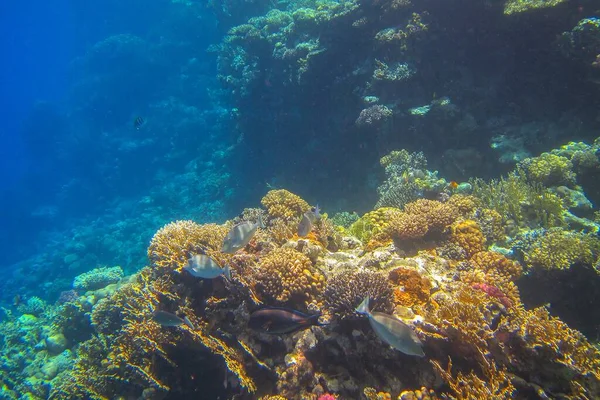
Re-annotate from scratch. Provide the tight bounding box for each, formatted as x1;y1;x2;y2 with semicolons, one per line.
221;216;265;253
152;310;195;330
356;296;425;357
184;254;231;280
297;205;321;237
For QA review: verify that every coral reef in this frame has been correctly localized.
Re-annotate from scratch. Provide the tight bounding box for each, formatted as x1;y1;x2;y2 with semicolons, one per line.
523;228;600;271
261;189;311;221
72;266;124;291
147;220;229;272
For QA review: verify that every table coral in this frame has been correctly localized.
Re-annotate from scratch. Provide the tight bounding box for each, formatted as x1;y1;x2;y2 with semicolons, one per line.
261;189;310;221
254;247;325;307
147;220;228;272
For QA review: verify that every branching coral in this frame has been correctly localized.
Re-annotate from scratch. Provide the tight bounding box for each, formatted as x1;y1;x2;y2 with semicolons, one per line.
147;220;229;272
324;270;393;319
404;199;459;233
498;307;600;395
431;350;515;399
519;152;576;187
261;189;310;221
523;228;600;270
469;251;522;281
449;220;486;258
348;207;398;243
471;172;566;229
254;247;325;308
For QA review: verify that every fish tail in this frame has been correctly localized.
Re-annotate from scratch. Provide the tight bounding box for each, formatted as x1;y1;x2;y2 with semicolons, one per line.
355;296;370;315
307;313;323;327
223;264;232;281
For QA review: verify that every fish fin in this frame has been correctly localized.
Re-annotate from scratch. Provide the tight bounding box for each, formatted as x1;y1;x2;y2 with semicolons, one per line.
183;316;196;330
314;204;321;219
355;296;370;315
257;214;266;229
223;264;232;281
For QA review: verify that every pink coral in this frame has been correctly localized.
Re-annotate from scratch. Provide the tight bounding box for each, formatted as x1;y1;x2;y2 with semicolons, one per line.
318;395;337;400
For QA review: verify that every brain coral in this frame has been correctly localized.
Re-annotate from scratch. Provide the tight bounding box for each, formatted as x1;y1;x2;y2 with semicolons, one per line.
324;270;393;319
147;220;229;272
261;189;310;221
73;266;124;291
254;247;325;307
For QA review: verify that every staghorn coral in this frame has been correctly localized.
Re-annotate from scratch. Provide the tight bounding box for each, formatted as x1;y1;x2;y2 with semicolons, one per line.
147;220;229;272
73;266;124;291
523;228;600;270
449;220;486;258
261;189;310;221
324;270;393;319
254;247;325;308
471;173;566;229
388;267;431;307
431;350;515;399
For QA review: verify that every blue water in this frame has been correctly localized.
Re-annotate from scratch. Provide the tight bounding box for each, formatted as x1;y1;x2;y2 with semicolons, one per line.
1;0;600;398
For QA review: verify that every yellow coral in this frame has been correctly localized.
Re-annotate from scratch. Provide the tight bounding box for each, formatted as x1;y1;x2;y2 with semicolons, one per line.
404;199;459;232
446;194;480;216
261;189;310;221
348;207;398;243
431;350;515;399
385;212;428;241
255;247;325;307
449;220;486;258
501;307;600;382
147;220;228;272
524;229;600;270
388;267;431;307
470;251;522;281
364;387;392;400
521;152;575;186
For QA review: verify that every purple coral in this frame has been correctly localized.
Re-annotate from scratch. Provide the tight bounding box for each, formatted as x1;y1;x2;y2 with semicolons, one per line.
355;105;392;127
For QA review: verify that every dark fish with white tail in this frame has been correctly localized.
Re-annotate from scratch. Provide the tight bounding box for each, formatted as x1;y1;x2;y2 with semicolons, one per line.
356;296;424;357
221;216;265;253
184;254;231;280
298;205;321;237
152;310;195;330
248;307;324;335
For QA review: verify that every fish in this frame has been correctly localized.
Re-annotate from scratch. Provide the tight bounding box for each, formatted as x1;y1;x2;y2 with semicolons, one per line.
221;216;265;253
448;181;459;190
355;296;425;357
297;205;321;237
248;307;323;335
184;254;231;280
133;116;145;130
152;310;195;329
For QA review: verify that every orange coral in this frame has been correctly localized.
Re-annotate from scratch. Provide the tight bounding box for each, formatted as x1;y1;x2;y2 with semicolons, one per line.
261;189;310;221
449;220;486;258
147;220;228;272
388;267;431;307
254;247;325;307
